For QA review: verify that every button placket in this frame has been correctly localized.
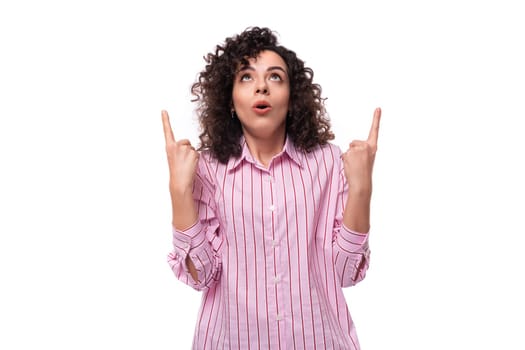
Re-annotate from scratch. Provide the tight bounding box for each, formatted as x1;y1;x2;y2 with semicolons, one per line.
265;167;286;326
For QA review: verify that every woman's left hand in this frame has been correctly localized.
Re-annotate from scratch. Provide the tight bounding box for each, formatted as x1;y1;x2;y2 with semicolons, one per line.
342;107;381;194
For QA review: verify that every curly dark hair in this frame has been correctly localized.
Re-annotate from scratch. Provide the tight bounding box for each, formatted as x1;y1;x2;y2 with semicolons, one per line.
191;26;334;164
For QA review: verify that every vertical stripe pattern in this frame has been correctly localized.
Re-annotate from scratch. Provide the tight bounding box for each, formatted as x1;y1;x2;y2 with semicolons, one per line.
167;137;370;349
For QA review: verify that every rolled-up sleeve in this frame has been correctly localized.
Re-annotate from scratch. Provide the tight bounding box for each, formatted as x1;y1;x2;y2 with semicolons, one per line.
334;224;370;287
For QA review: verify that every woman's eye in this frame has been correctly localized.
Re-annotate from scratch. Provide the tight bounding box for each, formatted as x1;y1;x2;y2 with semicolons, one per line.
240;74;252;81
269;73;282;81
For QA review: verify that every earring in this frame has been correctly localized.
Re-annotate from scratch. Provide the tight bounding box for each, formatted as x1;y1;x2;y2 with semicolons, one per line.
231;110;236;119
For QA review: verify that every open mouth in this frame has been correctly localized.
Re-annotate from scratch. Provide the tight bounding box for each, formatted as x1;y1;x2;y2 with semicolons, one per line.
254;102;270;109
252;101;272;114
252;104;272;115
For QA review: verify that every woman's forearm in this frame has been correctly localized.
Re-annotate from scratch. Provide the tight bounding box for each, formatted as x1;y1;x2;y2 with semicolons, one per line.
343;187;372;233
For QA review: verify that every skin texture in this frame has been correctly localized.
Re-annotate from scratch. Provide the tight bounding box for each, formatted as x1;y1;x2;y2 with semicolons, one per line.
342;107;381;233
232;50;290;166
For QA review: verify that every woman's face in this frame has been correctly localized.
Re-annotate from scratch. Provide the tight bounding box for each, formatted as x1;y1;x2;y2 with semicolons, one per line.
232;50;290;141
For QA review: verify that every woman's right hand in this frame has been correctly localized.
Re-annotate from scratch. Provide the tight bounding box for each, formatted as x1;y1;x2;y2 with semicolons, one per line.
161;110;199;195
162;110;199;280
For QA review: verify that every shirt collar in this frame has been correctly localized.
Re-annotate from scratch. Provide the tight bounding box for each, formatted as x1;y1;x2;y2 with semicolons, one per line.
228;135;304;172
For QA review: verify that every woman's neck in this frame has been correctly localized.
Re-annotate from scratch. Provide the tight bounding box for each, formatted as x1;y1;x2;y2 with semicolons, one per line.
243;131;286;168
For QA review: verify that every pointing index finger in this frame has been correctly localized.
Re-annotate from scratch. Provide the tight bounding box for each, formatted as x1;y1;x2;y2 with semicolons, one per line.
367;107;381;146
161;110;175;143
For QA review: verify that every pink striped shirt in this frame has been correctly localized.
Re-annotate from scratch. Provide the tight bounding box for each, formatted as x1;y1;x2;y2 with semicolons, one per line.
167;136;370;349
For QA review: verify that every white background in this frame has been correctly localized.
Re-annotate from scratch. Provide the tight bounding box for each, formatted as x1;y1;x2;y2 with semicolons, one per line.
1;1;524;349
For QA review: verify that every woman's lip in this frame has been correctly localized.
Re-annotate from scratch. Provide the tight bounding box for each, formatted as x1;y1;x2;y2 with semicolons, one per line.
252;106;273;115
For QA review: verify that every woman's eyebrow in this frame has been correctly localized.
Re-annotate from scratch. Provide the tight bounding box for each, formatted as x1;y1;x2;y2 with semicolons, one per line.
236;66;287;74
267;66;287;74
237;65;255;73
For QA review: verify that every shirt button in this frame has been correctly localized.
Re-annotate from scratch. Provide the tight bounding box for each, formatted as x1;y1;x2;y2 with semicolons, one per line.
271;239;279;247
276;314;284;321
273;275;281;284
269;204;276;211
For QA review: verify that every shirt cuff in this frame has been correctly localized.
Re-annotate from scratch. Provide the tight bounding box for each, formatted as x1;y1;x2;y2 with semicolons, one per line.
338;224;369;252
172;220;205;255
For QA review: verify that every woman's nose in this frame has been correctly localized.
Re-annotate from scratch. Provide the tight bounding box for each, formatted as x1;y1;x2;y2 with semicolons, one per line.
255;82;269;95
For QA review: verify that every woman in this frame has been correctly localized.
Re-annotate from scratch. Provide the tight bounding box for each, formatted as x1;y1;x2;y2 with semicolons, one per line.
162;26;381;349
